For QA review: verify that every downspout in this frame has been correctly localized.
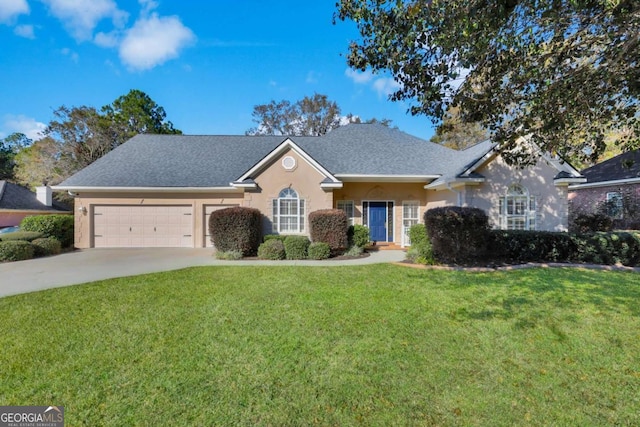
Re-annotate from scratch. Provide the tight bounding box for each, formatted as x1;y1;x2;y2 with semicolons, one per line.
446;183;463;207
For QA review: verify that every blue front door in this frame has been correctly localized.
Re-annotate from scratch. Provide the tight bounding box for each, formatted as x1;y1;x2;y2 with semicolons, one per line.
369;202;387;242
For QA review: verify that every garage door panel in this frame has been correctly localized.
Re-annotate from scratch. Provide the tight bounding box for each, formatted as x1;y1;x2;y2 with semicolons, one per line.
94;205;193;248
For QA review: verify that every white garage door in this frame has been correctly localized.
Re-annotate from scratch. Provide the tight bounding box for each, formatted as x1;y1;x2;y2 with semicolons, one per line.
93;205;193;248
203;204;238;247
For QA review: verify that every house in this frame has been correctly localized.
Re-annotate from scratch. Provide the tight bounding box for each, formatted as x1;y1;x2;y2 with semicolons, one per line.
569;150;640;228
0;181;70;227
53;124;584;249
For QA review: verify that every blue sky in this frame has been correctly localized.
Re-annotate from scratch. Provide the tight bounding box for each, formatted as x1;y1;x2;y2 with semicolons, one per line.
0;0;436;141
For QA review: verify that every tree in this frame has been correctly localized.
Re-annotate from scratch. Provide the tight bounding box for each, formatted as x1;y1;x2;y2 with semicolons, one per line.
14;89;181;192
335;0;640;165
0;132;31;180
102;89;181;146
247;93;392;136
430;106;489;150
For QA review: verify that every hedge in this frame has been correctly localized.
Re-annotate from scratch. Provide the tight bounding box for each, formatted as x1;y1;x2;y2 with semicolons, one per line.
0;240;34;262
424;207;489;263
406;223;434;265
0;231;43;242
31;237;62;257
209;207;262;256
309;209;349;254
20;214;74;248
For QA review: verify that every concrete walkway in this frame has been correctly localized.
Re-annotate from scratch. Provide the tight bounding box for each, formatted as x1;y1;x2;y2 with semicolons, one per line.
0;248;406;298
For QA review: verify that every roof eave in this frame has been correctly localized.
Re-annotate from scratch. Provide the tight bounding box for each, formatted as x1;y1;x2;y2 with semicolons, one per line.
335;174;441;183
568;177;640;190
52;185;242;194
554;177;587;187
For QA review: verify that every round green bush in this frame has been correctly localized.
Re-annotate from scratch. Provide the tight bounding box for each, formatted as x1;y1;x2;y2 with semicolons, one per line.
348;224;370;248
284;235;310;260
0;240;35;262
307;242;330;260
0;231;43;242
257;239;286;260
31;237;62;257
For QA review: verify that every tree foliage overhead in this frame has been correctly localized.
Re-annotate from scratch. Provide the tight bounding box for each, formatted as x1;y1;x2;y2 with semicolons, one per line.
336;0;640;164
247;93;392;136
0;133;31;180
13;89;181;192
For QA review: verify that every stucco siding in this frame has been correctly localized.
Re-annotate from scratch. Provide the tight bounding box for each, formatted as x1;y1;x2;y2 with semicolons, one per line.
249;148;333;236
0;211;70;228
468;155;569;231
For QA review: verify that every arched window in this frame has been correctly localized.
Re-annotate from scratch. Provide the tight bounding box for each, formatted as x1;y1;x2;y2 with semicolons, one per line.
272;188;305;233
499;184;536;230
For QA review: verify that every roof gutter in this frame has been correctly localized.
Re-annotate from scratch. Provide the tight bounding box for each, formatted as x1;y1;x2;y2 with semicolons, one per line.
568;177;640;190
51;186;243;194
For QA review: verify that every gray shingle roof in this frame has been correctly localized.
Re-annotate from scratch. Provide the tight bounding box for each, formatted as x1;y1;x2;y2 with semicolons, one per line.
581;150;640;183
0;181;70;211
58;123;495;188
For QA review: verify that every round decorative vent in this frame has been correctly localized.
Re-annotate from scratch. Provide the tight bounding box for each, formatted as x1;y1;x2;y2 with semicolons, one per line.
282;156;296;170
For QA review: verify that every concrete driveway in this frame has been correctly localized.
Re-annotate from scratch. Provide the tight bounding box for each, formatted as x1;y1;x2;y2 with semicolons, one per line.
0;248;405;298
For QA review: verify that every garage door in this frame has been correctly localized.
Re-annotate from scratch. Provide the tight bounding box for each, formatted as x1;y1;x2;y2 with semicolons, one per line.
93;205;193;248
203;205;238;247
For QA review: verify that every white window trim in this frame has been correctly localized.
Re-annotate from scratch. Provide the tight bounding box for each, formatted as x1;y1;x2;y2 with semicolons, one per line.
606;191;623;219
402;200;420;247
499;185;537;231
272;188;305;234
337;200;355;226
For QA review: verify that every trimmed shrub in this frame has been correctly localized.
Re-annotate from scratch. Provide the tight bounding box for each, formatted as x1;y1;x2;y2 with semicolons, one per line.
348;224;370;248
258;239;286;260
0;231;43;242
308;242;331;260
284;235;310;260
209;207;262;256
0;240;34;262
263;234;287;243
570;231;640;266
214;250;244;260
569;211;613;233
425;207;489;263
31;237;62;257
343;245;364;257
20;215;74;247
309;209;349;254
406;223;435;264
488;230;576;263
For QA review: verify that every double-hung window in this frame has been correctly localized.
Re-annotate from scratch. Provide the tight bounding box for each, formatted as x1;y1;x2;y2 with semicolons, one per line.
499;184;536;230
272;188;305;233
402;201;420;246
606;192;623;219
337;200;355;226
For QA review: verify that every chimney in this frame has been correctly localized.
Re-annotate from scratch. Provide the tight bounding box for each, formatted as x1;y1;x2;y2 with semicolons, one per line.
36;186;52;207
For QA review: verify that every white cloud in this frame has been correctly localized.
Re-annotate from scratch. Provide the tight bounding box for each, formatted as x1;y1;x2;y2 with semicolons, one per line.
345;68;374;84
40;0;128;41
0;0;29;23
119;12;195;71
1;115;46;140
61;47;79;63
372;77;401;97
306;71;319;84
345;68;400;97
14;23;34;38
94;30;119;48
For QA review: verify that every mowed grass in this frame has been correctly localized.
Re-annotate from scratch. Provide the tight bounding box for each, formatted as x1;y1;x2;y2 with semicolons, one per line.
0;265;639;426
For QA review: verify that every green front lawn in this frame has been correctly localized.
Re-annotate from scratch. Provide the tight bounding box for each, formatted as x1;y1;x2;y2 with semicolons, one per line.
1;265;638;425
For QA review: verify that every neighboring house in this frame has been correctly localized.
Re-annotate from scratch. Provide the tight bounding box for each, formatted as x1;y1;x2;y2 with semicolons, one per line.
569;150;640;228
53;124;584;249
0;181;71;227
